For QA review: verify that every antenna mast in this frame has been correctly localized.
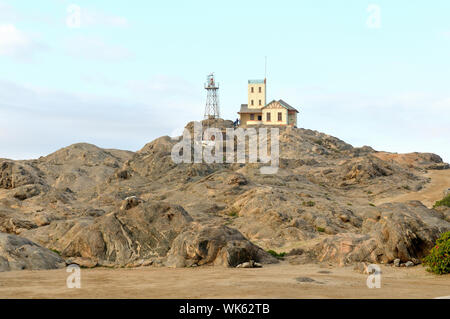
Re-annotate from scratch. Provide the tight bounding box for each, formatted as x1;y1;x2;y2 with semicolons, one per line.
204;73;220;119
265;56;267;80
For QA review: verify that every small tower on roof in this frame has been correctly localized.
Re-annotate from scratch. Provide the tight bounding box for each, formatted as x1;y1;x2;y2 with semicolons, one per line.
247;78;266;109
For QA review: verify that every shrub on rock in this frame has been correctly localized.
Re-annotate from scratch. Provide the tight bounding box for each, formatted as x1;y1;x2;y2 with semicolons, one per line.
433;194;450;209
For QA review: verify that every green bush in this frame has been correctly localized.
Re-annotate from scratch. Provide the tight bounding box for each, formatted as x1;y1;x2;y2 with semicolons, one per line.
316;227;325;233
422;231;450;275
303;201;315;207
50;249;61;256
314;139;323;146
267;250;286;259
228;207;239;217
433;194;450;208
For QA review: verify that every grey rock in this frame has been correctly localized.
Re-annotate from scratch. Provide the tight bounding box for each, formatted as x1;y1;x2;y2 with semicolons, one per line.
411;258;421;265
313;202;450;265
66;257;98;268
0;232;65;272
13;185;41;201
295;277;316;283
236;260;262;268
166;225;277;268
287;248;304;256
62;201;192;267
120;196;142;211
353;262;370;274
427;163;449;170
0;161;38;189
115;170;131;180
444;188;450;197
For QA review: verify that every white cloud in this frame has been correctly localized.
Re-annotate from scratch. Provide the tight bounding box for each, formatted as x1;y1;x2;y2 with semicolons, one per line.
0;24;44;59
0;1;19;22
0;78;202;160
280;87;450;163
1;78;448;163
81;74;120;87
64;36;133;61
80;8;129;28
442;31;450;38
127;75;202;117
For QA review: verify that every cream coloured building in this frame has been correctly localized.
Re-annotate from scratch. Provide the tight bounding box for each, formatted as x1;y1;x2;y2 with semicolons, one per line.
238;79;299;127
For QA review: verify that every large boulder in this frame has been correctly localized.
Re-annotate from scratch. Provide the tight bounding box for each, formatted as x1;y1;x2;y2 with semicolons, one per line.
372;151;448;170
342;156;393;183
313;201;450;265
56;200;276;268
0;232;65;272
0;161;38;189
165;224;278;267
0;206;37;235
60;201;193;266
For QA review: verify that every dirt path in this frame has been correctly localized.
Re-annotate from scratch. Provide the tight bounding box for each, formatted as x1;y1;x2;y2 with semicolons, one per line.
376;170;450;208
0;263;449;299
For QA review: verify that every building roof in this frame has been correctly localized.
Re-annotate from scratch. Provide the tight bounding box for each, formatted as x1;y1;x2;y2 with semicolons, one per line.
263;99;299;113
238;104;262;114
238;100;299;114
248;79;265;84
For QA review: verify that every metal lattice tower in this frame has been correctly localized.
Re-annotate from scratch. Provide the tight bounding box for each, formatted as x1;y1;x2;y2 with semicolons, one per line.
204;73;220;119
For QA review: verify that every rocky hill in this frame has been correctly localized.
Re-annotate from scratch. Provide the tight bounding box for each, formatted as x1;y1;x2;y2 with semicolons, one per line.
1;119;449;271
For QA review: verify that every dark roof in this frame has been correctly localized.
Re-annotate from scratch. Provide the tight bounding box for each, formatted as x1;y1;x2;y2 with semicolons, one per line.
238;100;299;114
263;99;299;113
248;79;265;84
238;104;262;114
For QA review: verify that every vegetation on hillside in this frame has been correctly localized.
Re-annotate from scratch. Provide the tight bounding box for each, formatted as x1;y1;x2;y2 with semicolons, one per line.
422;231;450;275
433;194;450;208
267;250;286;259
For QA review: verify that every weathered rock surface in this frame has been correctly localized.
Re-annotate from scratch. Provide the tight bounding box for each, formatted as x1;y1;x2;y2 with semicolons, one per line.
166;225;277;267
0;119;448;270
21;200;275;268
0;232;65;272
313;201;450;265
59;201;193;267
0;161;40;189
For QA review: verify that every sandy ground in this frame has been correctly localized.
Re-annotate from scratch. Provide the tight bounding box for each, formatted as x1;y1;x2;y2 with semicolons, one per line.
376;169;450;208
0;263;449;299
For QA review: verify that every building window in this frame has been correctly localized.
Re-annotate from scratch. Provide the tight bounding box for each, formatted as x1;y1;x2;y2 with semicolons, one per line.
250;114;254;120
258;87;261;93
266;113;271;122
251;100;254;106
259;100;261;106
258;115;262;121
251;87;254;93
278;112;282;121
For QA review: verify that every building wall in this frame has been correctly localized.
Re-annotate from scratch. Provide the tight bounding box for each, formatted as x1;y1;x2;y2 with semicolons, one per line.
288;111;298;127
239;113;250;125
262;108;288;125
248;82;266;109
239;113;263;126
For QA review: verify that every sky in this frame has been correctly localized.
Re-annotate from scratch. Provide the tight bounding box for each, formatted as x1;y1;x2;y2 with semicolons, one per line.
0;0;449;162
